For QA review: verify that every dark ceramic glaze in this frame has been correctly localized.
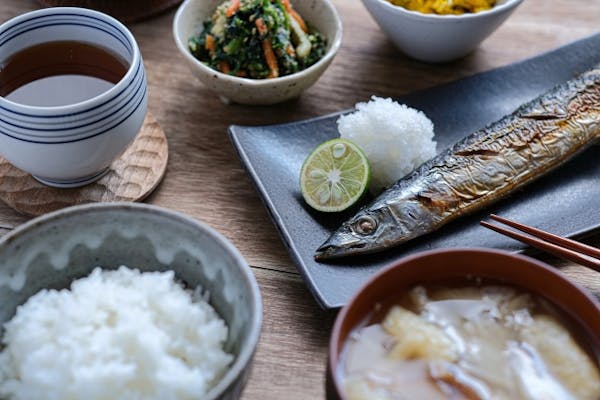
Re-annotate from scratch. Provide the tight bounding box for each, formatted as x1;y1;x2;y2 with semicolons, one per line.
326;248;600;400
229;33;600;309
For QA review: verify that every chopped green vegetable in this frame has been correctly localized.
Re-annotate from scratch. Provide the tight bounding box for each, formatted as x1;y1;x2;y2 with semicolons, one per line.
188;0;327;79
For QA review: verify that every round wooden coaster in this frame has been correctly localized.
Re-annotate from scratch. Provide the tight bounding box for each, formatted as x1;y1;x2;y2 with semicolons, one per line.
37;0;183;23
0;113;168;217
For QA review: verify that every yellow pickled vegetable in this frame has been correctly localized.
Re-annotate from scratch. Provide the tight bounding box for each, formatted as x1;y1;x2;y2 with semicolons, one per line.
389;0;496;14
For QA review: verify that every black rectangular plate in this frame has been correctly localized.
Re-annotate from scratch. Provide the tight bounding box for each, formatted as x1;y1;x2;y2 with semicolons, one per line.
229;33;600;309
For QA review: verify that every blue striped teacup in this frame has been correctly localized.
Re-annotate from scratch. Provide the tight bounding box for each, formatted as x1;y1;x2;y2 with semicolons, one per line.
0;8;148;188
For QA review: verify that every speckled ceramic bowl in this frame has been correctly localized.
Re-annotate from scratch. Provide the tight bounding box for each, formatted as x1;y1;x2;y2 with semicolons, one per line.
362;0;524;62
173;0;342;105
0;202;262;400
327;248;600;399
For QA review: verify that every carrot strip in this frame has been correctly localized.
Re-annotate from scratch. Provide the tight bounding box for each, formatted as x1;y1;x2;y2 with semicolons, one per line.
205;34;216;52
286;44;296;57
261;40;279;78
219;61;231;74
255;18;278;78
226;0;240;17
255;17;268;36
281;0;292;11
281;0;307;32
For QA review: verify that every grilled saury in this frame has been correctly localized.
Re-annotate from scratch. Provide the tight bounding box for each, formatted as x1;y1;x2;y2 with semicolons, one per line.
315;66;600;260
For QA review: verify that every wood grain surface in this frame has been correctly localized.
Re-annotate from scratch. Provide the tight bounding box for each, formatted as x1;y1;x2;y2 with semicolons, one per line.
0;113;168;216
0;1;599;399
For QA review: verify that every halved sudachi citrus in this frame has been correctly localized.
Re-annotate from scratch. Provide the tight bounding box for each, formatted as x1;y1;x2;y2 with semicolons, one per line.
300;139;370;212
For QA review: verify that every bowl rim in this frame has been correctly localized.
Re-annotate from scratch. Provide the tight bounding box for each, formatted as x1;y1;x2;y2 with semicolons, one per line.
172;0;343;87
328;247;600;399
363;0;524;21
0;7;142;114
0;202;263;400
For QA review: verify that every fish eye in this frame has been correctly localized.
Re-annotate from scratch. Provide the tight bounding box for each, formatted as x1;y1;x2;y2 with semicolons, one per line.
354;216;377;235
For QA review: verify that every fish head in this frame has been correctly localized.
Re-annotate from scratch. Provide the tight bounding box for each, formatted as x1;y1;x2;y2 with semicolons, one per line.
314;198;435;260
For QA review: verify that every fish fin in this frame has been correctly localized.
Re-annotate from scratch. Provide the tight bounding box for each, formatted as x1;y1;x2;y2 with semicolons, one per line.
521;101;569;120
417;192;461;209
520;112;567;120
454;149;500;157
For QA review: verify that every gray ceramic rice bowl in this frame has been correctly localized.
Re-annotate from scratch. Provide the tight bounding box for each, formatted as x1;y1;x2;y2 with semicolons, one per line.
0;202;262;400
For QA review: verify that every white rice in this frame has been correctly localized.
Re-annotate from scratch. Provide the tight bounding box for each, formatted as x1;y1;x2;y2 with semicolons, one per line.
338;96;437;193
0;267;233;400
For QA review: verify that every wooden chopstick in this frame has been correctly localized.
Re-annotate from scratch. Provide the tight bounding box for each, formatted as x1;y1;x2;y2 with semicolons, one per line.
480;214;600;271
489;214;600;259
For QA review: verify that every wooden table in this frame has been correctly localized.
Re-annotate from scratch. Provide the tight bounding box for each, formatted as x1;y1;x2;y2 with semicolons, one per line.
1;1;599;398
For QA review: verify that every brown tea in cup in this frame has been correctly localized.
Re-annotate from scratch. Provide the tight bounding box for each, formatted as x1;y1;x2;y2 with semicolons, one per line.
0;40;128;107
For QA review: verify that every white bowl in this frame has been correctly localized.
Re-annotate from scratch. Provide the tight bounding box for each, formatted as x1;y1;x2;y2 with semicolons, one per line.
173;0;342;105
0;202;262;399
0;8;148;188
362;0;524;63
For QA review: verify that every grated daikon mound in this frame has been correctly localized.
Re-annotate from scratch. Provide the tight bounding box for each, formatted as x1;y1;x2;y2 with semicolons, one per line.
0;266;233;400
338;96;436;193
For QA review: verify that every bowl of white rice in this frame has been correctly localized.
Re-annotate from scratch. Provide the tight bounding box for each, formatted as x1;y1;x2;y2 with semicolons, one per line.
0;202;262;400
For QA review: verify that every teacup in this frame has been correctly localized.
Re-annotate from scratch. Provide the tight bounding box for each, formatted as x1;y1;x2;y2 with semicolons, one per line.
0;7;147;188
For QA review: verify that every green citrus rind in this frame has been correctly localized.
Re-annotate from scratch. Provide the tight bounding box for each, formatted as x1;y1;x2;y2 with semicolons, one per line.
299;138;370;212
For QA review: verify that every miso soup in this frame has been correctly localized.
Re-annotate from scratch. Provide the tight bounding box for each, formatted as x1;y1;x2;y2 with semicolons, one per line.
338;284;600;400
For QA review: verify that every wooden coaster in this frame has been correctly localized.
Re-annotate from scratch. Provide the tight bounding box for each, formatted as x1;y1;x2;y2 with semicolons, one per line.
0;113;168;217
37;0;183;23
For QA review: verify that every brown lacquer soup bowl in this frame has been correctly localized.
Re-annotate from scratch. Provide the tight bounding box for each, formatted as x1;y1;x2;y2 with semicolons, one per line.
327;248;600;400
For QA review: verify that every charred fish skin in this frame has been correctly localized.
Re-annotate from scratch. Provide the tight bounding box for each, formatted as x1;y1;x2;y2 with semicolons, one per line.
315;67;600;261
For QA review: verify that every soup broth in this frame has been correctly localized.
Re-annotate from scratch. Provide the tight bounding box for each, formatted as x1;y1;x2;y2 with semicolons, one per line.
339;284;600;400
0;41;128;107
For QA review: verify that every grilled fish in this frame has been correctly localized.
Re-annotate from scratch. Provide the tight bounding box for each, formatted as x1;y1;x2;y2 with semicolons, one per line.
315;66;600;260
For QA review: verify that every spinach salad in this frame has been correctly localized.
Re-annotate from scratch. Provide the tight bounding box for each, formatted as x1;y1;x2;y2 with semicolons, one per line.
189;0;327;79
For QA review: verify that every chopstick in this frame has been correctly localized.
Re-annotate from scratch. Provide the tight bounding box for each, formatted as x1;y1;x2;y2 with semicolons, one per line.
480;214;600;271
